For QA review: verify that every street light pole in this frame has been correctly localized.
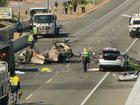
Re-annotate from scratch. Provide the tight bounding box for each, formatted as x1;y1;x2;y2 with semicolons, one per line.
18;0;21;21
48;0;50;11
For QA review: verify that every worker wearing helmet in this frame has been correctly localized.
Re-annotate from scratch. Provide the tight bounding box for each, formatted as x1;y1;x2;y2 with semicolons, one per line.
80;48;90;72
9;73;21;100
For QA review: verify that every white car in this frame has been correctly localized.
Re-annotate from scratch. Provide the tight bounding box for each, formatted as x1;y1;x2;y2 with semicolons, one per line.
99;47;128;71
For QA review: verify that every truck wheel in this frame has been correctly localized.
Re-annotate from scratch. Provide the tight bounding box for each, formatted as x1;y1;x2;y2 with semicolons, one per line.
54;28;59;35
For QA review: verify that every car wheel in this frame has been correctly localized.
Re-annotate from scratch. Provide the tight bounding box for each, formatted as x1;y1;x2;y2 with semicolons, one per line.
99;66;104;72
130;32;135;38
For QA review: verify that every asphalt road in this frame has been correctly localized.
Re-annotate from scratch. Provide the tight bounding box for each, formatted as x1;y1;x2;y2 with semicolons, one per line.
10;0;140;105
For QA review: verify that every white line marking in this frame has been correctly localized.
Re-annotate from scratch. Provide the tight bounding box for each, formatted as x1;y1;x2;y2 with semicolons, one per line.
46;78;53;84
80;72;110;105
71;0;129;36
25;94;33;100
125;38;138;53
66;63;71;68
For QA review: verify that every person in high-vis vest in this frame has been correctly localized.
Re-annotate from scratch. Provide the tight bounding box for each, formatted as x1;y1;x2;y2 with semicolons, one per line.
80;48;90;72
27;33;34;49
81;0;86;13
32;25;39;42
9;73;21;100
68;1;73;14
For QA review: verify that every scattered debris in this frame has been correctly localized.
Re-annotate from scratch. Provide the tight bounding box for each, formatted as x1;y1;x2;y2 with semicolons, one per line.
113;71;140;81
15;71;25;75
39;67;52;72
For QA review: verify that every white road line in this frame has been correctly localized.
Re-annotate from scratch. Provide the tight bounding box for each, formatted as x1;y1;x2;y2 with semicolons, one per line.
46;78;53;84
80;72;110;105
125;38;138;53
25;94;33;100
71;0;130;36
24;78;53;101
66;63;71;68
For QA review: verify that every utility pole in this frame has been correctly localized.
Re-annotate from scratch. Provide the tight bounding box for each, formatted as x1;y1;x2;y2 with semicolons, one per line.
48;0;50;11
18;0;21;21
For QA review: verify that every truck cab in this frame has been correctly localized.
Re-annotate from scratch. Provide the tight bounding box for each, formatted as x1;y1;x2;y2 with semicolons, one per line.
129;14;140;38
32;13;60;35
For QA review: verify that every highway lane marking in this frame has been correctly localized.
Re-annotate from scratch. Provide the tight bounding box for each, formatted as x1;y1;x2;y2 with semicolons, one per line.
125;38;138;53
71;0;129;37
46;78;53;84
25;94;33;100
80;72;110;105
80;38;138;105
66;63;71;68
24;78;53;101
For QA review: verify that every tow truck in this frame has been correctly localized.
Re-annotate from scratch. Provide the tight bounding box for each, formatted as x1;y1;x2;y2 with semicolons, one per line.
32;13;61;36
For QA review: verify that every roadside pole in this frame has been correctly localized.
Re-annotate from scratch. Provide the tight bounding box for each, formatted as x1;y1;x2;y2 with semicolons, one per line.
18;0;21;21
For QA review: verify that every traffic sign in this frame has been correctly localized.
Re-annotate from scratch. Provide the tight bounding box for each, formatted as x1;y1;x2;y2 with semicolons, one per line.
0;7;12;19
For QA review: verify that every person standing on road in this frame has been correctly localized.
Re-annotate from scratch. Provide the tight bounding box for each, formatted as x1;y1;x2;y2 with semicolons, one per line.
68;0;73;14
80;48;90;72
27;32;34;49
81;0;86;13
9;73;21;101
32;25;39;42
54;0;58;13
63;1;68;14
73;1;77;13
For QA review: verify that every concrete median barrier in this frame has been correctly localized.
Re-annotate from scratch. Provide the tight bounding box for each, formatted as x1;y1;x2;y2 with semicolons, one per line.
12;33;29;52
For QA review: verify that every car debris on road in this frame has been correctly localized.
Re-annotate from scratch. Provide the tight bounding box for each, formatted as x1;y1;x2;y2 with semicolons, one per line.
113;71;140;81
18;39;74;64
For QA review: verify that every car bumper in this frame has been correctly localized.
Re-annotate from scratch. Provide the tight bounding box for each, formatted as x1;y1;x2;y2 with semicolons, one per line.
99;59;124;68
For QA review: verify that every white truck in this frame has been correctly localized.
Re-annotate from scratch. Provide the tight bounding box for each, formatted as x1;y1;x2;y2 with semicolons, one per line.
32;13;61;35
129;14;140;38
0;61;9;105
29;7;48;28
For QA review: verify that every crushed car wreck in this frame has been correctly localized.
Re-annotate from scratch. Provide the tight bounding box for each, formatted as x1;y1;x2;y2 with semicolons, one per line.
18;39;74;64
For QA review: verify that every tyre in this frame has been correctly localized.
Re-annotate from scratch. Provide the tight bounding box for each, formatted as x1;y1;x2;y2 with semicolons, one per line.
99;65;104;71
130;32;135;38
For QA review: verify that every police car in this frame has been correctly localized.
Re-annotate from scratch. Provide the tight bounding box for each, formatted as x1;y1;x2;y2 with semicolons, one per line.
99;47;128;71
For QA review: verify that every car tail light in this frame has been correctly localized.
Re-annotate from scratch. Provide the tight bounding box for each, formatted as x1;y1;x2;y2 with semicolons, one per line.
117;56;123;60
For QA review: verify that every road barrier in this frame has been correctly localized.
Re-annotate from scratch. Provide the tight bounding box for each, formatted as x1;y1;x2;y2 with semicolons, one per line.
12;33;29;52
